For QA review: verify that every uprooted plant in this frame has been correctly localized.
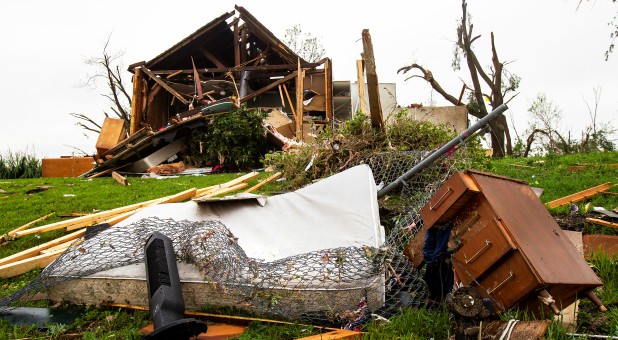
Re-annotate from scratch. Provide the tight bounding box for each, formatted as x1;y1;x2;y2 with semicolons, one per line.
262;111;490;190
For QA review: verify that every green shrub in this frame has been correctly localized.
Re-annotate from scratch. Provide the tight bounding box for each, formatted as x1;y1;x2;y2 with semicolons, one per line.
185;106;270;171
0;149;41;179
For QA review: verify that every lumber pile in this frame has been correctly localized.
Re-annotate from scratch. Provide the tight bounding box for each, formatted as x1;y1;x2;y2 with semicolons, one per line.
0;172;271;278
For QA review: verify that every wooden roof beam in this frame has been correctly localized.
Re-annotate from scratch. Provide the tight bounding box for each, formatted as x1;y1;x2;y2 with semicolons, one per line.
198;47;227;68
141;67;190;105
239;71;298;103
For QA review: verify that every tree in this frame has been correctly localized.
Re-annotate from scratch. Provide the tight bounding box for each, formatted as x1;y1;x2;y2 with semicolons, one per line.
522;93;568;156
283;24;326;62
71;38;132;135
520;90;615;157
398;0;519;157
579;0;618;60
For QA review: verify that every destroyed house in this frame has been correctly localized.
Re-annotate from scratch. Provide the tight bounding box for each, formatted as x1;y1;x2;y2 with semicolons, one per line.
127;5;333;138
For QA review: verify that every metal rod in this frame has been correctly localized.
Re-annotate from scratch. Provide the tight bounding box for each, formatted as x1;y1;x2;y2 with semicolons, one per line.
377;104;508;198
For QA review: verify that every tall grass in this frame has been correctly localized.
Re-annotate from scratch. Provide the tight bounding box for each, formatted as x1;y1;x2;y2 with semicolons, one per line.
0;150;41;179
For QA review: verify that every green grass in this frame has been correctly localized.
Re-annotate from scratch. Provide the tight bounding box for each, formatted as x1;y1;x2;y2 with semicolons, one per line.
0;152;617;338
0;150;41;179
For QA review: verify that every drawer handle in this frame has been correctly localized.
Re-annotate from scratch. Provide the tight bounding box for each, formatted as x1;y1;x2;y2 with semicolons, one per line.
430;187;453;210
488;270;515;294
465;239;492;264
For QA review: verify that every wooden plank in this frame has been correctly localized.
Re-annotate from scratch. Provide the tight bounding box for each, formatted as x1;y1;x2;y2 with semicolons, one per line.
239;72;298;104
295;330;361;340
0;229;86;267
234;21;240;68
8;212;55;238
101;303;344;332
130;68;143;135
324;58;333;121
14;188;196;237
139;323;246;339
111;171;130;186
198;47;226;68
64;207;146;232
296;59;304;139
585;218;618;229
277;85;286;108
141;67;189;105
195;172;260;197
361;29;384;131
40;239;78;254
356;59;367;115
545;182;614;209
202;183;248;198
0;249;65;278
282;85;297;118
244;172;282;193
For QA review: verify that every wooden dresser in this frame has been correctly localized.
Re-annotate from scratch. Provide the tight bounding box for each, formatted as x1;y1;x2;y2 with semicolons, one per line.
416;170;602;313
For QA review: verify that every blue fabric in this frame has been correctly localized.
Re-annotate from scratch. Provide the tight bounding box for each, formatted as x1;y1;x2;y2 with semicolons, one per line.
423;222;453;265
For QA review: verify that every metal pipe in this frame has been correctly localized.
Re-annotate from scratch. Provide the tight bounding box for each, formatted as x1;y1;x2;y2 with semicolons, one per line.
377;104;508;198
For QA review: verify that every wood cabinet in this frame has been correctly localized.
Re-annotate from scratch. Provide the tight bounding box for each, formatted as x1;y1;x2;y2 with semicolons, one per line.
418;170;603;313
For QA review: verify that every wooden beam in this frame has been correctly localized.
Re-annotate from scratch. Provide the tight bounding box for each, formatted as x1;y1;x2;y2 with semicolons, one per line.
166;70;183;80
239;72;298;104
277;85;286;108
14;188;196;237
150;63;323;75
361;29;384;131
240;27;248;64
0;229;86;267
545;183;614;209
198;47;226;68
111;171;130;186
244;172;282;193
356;59;367;116
8;212;55;238
202;183;248;198
140;67;189;105
295;329;361;340
101;303;345;332
296;59;304;139
282;85;297;118
130;68;143;135
0;249;66;278
586;218;618;229
195;172;260;197
324;58;333;121
234;21;241;68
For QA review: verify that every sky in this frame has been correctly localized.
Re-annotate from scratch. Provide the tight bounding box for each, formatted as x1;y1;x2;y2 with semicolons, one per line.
1;1;617;158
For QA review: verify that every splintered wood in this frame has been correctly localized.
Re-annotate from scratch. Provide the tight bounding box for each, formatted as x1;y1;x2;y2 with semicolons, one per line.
545;182;614;209
0;172;265;278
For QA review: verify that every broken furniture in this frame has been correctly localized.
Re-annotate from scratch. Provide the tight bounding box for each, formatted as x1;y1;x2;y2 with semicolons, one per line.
409;170;603;314
41;157;94;178
96;118;127;157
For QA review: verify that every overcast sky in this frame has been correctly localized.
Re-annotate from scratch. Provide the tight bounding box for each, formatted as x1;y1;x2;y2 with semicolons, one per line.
1;1;617;158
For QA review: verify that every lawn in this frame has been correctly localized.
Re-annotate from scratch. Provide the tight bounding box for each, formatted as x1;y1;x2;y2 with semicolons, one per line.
0;151;617;339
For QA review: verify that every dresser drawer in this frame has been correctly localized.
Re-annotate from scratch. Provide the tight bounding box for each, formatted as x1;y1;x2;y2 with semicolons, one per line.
420;172;480;228
472;253;538;311
453;214;515;279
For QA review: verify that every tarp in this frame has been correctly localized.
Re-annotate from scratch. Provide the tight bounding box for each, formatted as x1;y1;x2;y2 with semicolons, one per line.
117;165;384;261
